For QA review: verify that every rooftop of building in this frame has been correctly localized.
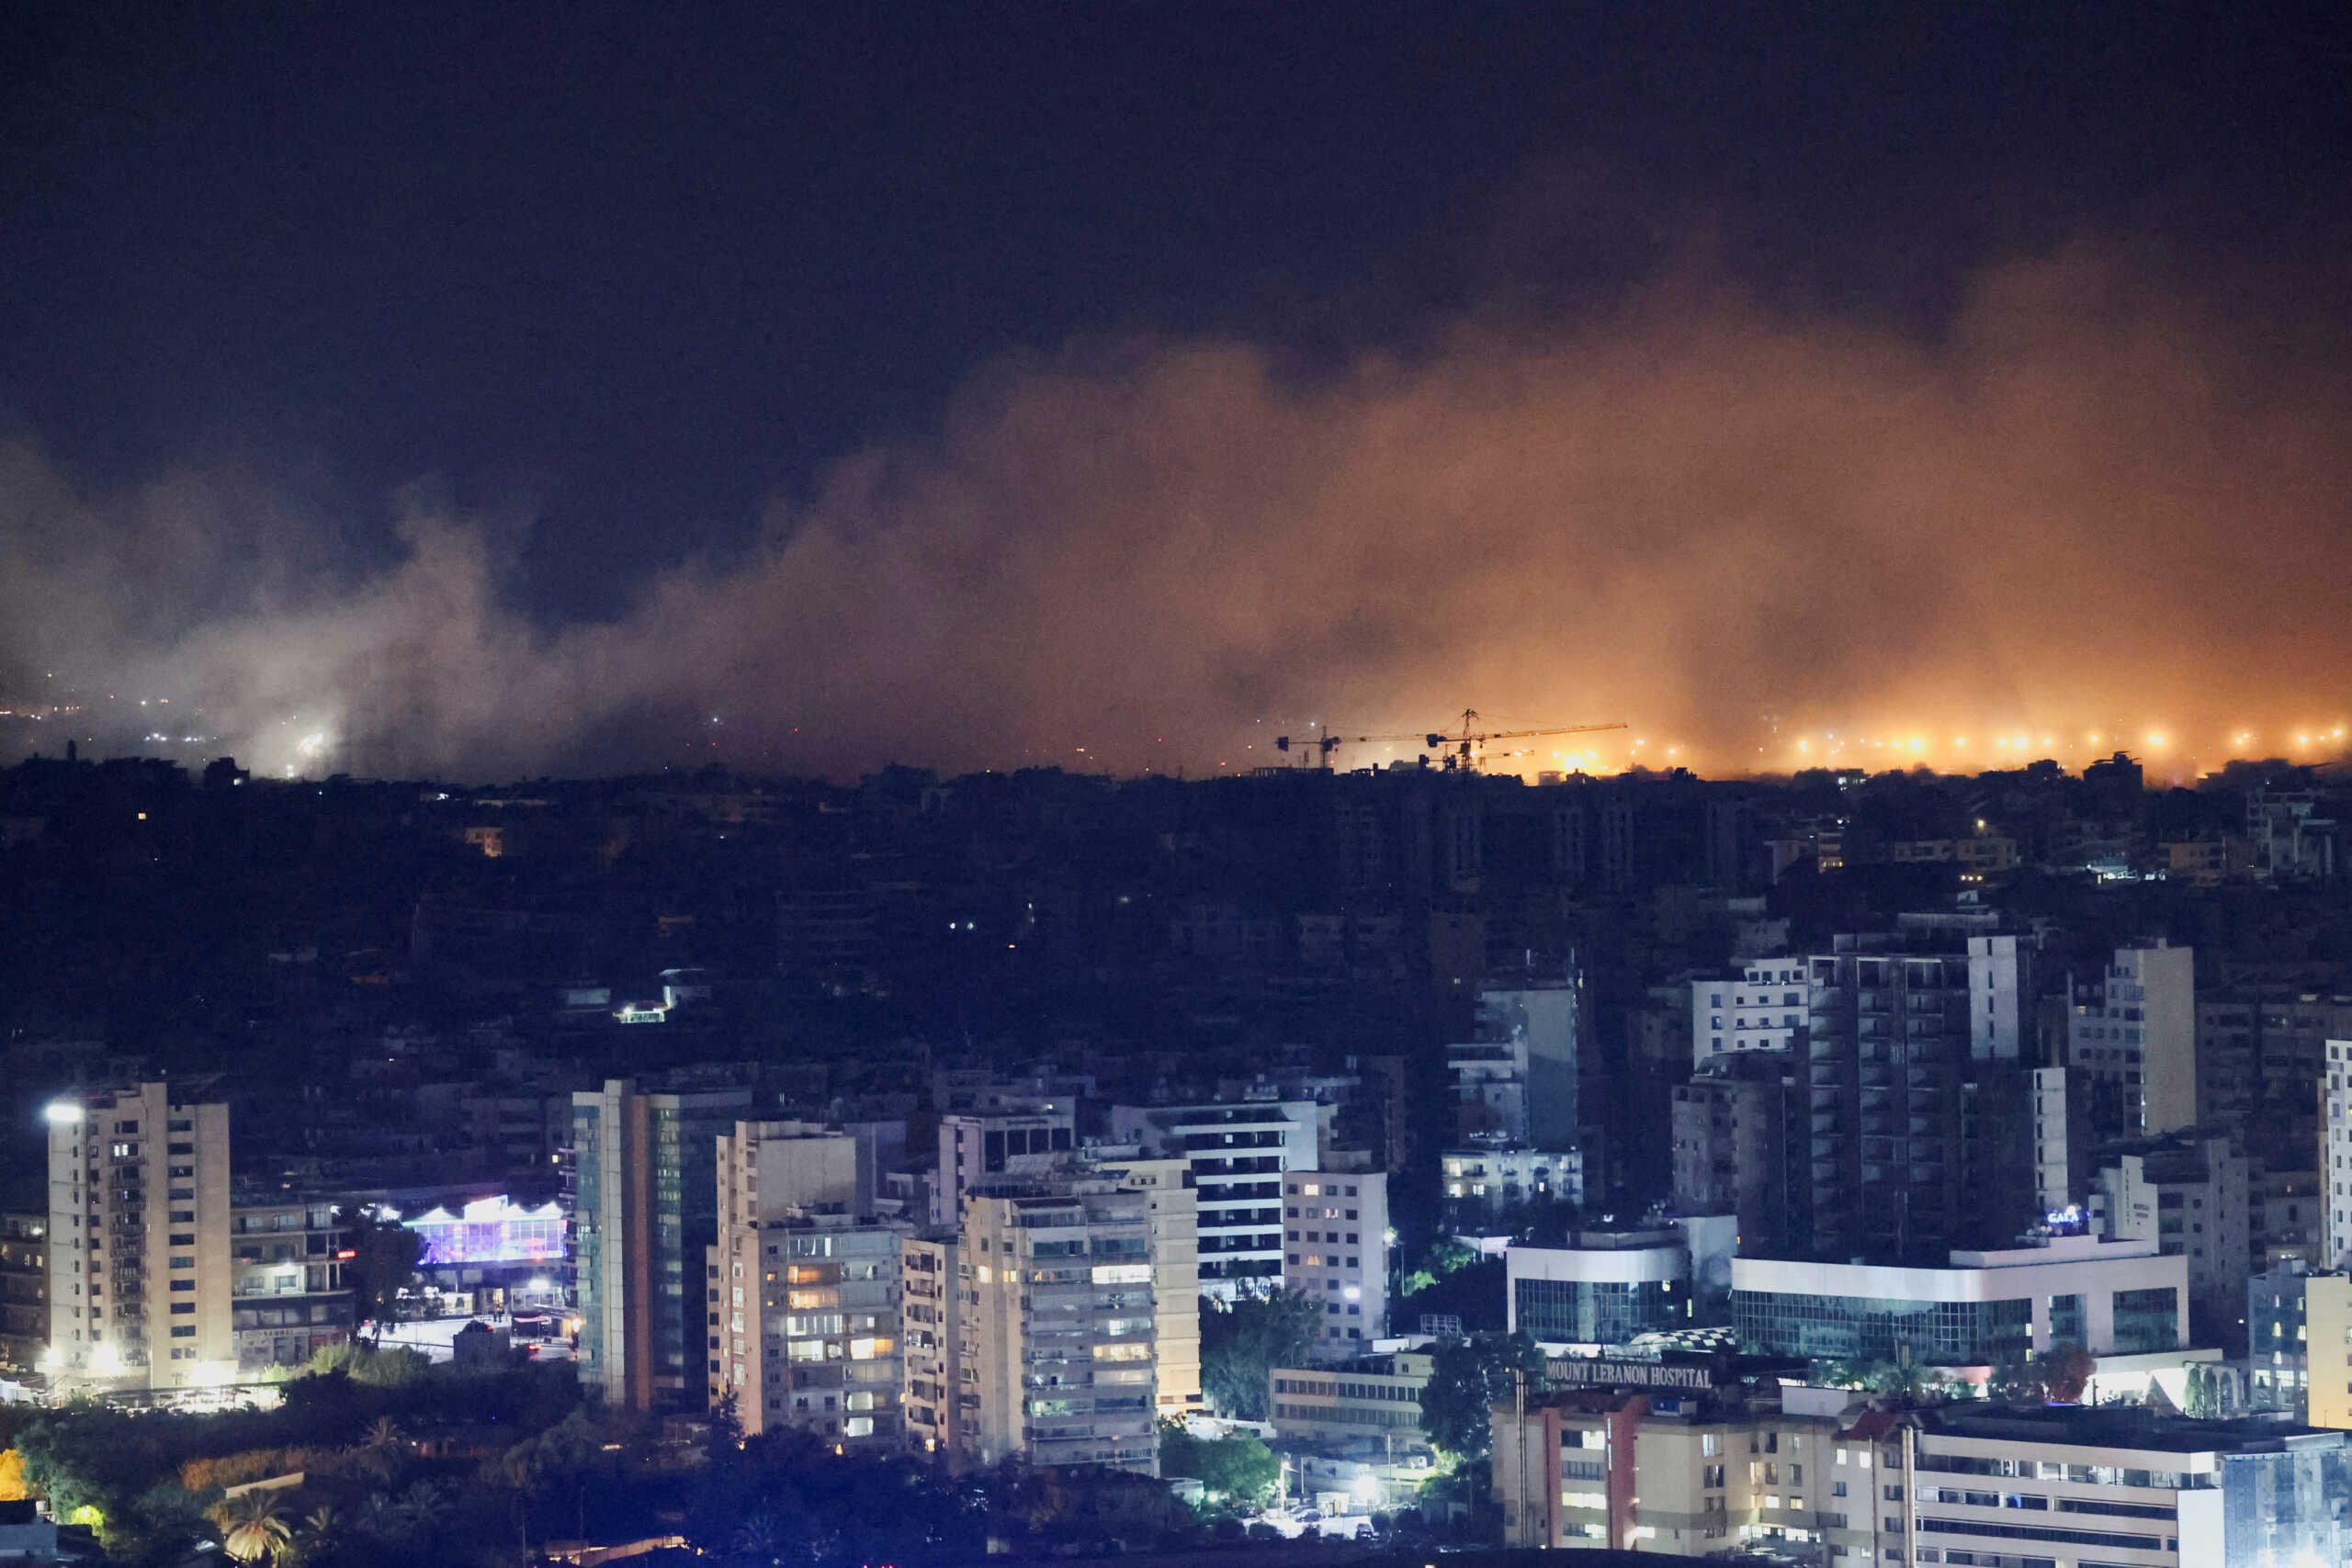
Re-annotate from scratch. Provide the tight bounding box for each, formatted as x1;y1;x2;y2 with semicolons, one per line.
1923;1403;2347;1456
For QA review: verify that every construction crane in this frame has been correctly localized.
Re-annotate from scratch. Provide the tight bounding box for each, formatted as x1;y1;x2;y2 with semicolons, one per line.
1276;711;1628;772
1424;709;1629;772
1272;726;1428;768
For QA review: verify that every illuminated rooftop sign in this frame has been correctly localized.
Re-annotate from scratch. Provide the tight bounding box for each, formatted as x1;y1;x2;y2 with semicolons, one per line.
405;1196;566;1266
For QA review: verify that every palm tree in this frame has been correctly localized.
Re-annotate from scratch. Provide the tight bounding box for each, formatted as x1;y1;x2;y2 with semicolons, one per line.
730;1509;796;1565
354;1416;405;1483
216;1490;295;1565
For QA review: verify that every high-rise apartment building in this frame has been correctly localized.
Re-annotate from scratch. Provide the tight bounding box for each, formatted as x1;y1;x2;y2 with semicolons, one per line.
1095;1154;1201;1413
571;1077;752;1412
44;1083;233;1392
1801;933;2035;1262
0;1213;47;1374
932;1106;1076;1228
1281;1169;1388;1357
899;1233;962;1456
2303;1271;2352;1430
1670;1051;1804;1258
921;1178;1161;1474
2202;989;2352;1171
707;1120;907;1444
1445;975;1582;1148
2093;1135;2250;1337
1690;960;1810;1066
2321;1040;2352;1271
2068;940;2196;1140
1108;1100;1317;1300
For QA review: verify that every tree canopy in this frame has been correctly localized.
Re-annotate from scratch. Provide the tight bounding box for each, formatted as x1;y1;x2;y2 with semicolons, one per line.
1199;1291;1319;1421
1418;1332;1549;1461
1157;1420;1279;1507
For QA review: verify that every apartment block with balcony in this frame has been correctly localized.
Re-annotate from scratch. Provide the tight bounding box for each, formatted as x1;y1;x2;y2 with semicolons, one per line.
1801;933;2033;1263
45;1083;233;1392
900;1234;962;1457
953;1179;1159;1474
1108;1100;1317;1301
229;1194;353;1372
1440;1143;1582;1236
707;1118;906;1444
0;1213;47;1373
715;1213;907;1446
1690;961;1810;1066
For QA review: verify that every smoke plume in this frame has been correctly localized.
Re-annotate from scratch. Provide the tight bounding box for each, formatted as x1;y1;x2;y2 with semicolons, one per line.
3;240;2347;783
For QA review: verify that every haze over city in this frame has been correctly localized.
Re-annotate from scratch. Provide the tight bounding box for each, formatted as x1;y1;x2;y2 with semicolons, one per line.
2;6;2346;784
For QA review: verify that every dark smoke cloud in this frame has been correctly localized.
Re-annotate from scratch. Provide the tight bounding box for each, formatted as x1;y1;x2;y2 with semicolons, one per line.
4;240;2348;782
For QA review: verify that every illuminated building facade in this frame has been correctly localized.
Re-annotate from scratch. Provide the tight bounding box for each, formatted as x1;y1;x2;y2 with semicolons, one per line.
45;1083;234;1391
0;1213;46;1373
571;1077;752;1412
1282;1169;1387;1357
714;1212;907;1446
406;1196;565;1267
1731;1235;2188;1364
948;1178;1160;1474
899;1234;962;1456
1690;962;1809;1066
707;1119;907;1443
1107;1100;1317;1301
229;1194;352;1372
2321;1038;2352;1271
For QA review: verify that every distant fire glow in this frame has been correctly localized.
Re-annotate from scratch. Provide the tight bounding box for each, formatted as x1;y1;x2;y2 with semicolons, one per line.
404;1197;565;1266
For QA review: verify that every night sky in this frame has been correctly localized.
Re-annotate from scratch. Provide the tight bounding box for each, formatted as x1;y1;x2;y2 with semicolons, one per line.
2;3;2348;780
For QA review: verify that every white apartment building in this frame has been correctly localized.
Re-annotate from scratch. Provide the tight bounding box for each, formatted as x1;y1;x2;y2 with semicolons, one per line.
714;1213;906;1445
708;1120;906;1444
1691;962;1810;1066
1692;934;2027;1070
45;1083;233;1391
944;1179;1161;1474
1282;1170;1387;1358
2069;940;2197;1136
1108;1100;1318;1301
1094;1154;1202;1412
2323;1040;2352;1270
2029;1066;2073;1218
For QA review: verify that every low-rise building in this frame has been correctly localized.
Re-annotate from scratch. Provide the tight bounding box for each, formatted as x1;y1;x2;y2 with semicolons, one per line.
1732;1235;2189;1366
1268;1350;1433;1456
229;1193;353;1373
1491;1360;1836;1554
1507;1221;1734;1347
1905;1403;2352;1568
